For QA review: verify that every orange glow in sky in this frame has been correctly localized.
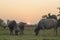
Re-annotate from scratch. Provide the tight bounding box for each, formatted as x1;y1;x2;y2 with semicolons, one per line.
0;0;60;24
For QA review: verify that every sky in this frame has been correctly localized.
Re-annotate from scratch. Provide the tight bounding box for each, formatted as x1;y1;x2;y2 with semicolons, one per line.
0;0;60;24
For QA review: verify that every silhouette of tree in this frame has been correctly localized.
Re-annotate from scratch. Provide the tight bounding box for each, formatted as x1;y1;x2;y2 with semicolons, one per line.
57;7;60;13
47;13;52;19
42;13;57;20
49;15;57;20
42;15;47;19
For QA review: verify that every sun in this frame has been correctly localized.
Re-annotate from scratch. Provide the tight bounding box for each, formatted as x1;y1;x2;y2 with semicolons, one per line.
27;22;31;25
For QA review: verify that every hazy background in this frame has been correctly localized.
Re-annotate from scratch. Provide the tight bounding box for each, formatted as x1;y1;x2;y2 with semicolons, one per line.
0;0;60;24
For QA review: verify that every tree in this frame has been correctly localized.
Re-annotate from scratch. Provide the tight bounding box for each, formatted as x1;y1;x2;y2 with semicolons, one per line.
42;13;57;20
47;13;51;19
42;15;47;19
57;7;60;13
47;13;57;20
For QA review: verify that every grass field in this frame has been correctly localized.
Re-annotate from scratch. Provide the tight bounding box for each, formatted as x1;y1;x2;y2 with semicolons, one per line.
0;27;60;40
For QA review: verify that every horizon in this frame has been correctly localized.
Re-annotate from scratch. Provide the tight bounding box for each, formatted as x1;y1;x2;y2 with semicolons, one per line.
0;0;60;24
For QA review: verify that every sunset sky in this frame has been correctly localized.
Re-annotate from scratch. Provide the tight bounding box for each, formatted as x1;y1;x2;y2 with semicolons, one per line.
0;0;60;24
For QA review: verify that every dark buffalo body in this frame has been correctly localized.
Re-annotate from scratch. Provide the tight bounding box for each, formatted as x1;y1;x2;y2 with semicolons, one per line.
18;22;26;35
8;20;18;35
34;19;58;36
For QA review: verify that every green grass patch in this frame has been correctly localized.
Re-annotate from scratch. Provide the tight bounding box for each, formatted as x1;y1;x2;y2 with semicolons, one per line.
0;27;60;40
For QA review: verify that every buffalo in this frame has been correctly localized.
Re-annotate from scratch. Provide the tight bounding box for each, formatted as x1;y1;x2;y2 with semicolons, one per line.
34;19;58;36
18;22;26;35
7;20;19;35
7;20;26;35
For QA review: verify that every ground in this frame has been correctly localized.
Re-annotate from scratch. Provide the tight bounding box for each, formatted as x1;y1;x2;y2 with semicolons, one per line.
0;27;60;40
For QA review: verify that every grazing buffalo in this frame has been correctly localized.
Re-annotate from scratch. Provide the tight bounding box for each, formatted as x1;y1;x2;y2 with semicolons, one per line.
18;22;26;35
7;20;19;35
34;19;58;36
